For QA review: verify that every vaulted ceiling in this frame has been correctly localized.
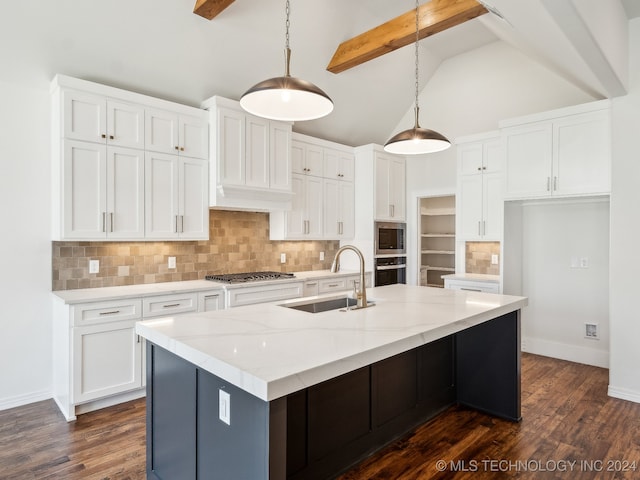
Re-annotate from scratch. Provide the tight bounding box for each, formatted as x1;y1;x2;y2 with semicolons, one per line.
0;0;636;146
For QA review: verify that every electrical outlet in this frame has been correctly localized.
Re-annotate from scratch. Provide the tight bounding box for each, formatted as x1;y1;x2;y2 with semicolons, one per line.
280;253;286;264
491;254;499;265
320;251;325;261
89;260;99;274
168;256;176;269
580;257;589;268
219;389;230;425
585;323;599;339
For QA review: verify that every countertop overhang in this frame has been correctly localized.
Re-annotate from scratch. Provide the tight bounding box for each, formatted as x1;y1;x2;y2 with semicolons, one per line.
135;284;527;402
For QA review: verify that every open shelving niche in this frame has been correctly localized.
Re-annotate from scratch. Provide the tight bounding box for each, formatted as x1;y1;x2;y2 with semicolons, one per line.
419;196;456;287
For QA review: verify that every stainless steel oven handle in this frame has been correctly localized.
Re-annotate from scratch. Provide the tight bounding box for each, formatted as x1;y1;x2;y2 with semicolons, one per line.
375;264;406;271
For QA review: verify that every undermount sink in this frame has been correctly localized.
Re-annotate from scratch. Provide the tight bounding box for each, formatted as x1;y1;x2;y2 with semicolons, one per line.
281;295;375;314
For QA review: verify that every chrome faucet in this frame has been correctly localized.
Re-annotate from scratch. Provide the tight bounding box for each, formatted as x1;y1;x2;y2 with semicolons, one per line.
330;245;368;308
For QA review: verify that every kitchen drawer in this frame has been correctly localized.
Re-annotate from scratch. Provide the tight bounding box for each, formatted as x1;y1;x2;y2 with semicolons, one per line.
227;282;304;308
71;299;142;326
303;280;320;297
198;290;225;312
444;279;499;294
143;293;198;318
318;277;350;294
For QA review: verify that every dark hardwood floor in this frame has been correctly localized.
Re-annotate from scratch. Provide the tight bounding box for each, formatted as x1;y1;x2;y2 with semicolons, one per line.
1;353;639;479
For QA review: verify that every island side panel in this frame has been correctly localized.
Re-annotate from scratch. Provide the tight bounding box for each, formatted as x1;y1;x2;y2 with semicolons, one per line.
455;310;522;421
146;343;197;480
145;342;273;480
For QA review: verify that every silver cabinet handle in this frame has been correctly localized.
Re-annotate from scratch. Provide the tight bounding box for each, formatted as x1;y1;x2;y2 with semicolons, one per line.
204;294;219;299
181;215;184;233
306;282;317;287
547;177;551;191
327;283;340;288
110;212;114;232
553;176;558;191
175;215;179;233
389;204;395;217
137;335;141;344
163;303;181;308
99;310;121;316
461;288;483;292
483;220;486;236
102;212;106;233
478;221;481;236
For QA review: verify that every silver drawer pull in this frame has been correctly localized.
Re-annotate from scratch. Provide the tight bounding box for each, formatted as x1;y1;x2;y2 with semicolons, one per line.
306;282;317;286
461;288;482;292
327;283;340;287
99;310;121;315
204;294;219;299
162;303;181;308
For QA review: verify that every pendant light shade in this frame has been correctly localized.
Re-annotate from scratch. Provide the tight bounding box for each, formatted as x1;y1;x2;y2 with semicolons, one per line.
240;1;333;122
384;1;450;155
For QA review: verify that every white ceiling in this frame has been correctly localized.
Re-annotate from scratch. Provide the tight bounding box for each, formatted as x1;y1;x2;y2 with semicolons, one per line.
0;0;634;146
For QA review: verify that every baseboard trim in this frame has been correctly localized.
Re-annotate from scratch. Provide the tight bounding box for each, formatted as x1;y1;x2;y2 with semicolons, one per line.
608;385;640;404
0;390;51;412
522;336;609;368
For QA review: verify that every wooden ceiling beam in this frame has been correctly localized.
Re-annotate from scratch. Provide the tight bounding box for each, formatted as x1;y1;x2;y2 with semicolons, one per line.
193;0;235;20
327;0;488;74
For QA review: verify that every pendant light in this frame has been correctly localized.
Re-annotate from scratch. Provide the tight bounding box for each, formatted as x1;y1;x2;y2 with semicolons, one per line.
240;0;333;122
384;0;450;155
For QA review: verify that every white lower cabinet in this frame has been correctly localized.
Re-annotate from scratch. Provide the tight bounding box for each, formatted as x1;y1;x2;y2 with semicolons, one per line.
444;278;499;294
303;273;371;297
73;320;142;404
143;292;198;317
198;290;224;312
226;282;304;308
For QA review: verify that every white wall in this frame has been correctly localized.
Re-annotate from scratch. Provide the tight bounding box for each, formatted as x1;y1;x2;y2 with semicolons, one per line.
518;198;610;368
609;18;640;402
0;81;52;409
402;41;595;284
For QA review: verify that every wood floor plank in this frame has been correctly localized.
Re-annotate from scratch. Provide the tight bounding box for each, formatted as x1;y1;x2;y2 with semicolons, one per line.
0;353;638;479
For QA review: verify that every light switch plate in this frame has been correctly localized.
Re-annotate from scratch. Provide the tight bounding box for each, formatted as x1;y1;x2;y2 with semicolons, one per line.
168;256;176;269
280;253;286;264
491;254;499;265
89;260;99;274
320;251;325;261
219;389;230;425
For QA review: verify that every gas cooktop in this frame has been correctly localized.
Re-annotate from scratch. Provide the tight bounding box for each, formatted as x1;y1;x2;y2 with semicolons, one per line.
205;271;296;283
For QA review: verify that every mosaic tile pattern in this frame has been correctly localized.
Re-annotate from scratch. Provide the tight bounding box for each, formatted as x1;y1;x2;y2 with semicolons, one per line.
465;241;500;275
53;210;339;291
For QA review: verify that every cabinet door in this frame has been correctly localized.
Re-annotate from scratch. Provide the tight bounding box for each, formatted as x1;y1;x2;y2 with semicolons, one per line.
63;140;107;239
323;149;340;180
458;143;483;175
73;320;142;403
217;107;245;186
145;152;179;239
389;157;406;220
106;100;144;149
323;179;340;238
553;110;610;196
107;146;145;239
306;176;324;237
338;151;355;182
458;175;483;240
482;172;503;240
245;115;270;188
270;122;292;191
503;123;553;199
145;108;180;155
339;181;355;239
287;174;306;238
374;154;391;220
179;157;209;239
291;140;306;175
305;144;323;177
62;90;106;143
179;114;208;160
483;137;502;173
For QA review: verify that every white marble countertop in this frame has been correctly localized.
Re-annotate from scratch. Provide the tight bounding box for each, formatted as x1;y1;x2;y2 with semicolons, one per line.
52;270;365;304
136;284;527;402
441;273;500;284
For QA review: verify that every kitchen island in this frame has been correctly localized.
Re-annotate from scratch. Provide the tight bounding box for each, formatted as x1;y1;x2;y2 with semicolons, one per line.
136;284;527;480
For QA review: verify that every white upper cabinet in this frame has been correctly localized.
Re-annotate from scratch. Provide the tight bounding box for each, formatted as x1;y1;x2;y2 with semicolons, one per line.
269;133;355;241
203;95;293;211
145;152;208;240
456;133;503;241
51;74;209;241
501;101;611;200
63;91;144;149
145;108;208;160
324;148;354;182
375;152;406;221
292;140;323;177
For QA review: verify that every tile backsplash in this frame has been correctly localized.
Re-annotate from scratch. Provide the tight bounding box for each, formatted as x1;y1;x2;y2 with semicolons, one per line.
53;210;339;291
465;241;500;275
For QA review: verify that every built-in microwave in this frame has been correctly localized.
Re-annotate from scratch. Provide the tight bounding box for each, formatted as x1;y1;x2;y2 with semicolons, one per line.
375;222;406;256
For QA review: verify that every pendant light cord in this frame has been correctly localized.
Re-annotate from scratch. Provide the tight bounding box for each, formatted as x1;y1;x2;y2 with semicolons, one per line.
414;0;421;129
284;0;291;77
